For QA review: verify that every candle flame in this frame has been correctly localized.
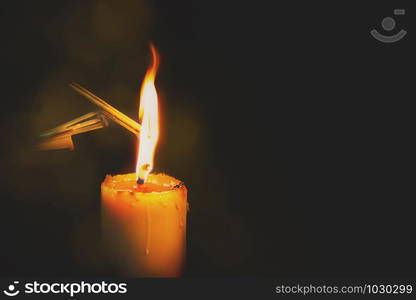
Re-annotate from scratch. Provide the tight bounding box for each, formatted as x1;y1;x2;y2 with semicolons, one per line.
136;44;160;182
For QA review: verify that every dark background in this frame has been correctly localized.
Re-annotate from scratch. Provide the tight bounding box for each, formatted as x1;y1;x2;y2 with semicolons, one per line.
0;0;414;277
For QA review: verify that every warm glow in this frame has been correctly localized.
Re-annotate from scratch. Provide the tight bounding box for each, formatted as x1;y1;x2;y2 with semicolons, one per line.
136;44;160;182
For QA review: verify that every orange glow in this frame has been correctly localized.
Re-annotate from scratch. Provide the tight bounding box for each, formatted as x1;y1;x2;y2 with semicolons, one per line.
136;44;160;182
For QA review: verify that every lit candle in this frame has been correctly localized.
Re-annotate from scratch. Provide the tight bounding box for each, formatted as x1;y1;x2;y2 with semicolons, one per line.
101;173;187;277
101;45;188;277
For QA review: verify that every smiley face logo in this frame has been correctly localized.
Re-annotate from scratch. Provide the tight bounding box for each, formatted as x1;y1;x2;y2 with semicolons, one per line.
371;9;407;43
3;281;20;297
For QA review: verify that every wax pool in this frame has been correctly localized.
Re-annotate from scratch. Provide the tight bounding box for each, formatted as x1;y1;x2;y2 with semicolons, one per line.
101;173;188;277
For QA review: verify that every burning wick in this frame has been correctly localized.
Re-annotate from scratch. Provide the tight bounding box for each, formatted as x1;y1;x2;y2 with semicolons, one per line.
137;164;150;184
136;45;160;184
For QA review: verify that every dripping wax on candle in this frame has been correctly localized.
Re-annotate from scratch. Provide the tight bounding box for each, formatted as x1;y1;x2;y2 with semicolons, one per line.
101;173;187;276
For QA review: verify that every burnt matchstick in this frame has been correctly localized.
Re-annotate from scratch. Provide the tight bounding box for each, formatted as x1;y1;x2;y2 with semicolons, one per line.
70;83;141;135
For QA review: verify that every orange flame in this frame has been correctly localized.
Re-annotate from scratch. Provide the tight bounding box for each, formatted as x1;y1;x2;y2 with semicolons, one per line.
136;44;160;182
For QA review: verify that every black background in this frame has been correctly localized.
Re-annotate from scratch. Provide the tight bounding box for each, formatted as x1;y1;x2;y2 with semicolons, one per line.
0;0;414;277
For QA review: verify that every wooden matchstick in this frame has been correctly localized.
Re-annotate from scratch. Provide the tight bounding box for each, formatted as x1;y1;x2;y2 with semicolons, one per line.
70;83;141;135
37;134;75;151
41;111;106;138
38;111;108;151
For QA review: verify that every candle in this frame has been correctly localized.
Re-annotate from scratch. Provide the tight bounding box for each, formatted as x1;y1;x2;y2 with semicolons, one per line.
101;173;187;277
101;44;188;277
35;44;187;276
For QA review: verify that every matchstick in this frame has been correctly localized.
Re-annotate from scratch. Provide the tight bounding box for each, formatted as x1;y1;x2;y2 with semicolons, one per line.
38;111;108;151
70;83;141;135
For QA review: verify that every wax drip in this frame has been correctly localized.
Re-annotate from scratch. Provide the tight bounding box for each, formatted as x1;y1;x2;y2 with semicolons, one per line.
176;199;184;229
145;200;151;255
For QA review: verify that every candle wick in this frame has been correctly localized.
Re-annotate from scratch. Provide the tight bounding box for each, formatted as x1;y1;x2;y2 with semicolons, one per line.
137;178;145;185
136;164;150;184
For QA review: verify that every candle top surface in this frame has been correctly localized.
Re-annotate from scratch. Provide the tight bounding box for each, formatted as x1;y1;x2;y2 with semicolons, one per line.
103;173;184;193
